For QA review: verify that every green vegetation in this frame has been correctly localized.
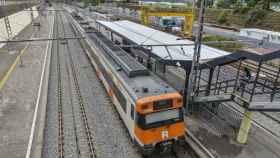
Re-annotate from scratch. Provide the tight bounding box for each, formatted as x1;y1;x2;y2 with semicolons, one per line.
202;35;245;52
217;11;228;24
215;0;231;8
81;0;104;7
143;2;192;10
196;7;280;31
244;9;267;25
208;0;279;10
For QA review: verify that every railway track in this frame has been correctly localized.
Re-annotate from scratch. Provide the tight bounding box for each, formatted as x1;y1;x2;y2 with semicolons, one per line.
54;10;64;158
60;12;97;158
47;8;97;158
44;6;142;158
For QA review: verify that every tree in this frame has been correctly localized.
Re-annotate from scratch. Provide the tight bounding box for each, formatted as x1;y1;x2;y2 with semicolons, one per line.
215;0;236;8
263;0;272;10
248;0;279;10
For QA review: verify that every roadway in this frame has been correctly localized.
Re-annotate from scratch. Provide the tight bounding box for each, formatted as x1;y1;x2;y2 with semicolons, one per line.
192;23;280;50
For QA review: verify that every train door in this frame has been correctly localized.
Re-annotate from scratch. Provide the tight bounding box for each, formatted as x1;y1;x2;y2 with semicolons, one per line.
127;100;135;138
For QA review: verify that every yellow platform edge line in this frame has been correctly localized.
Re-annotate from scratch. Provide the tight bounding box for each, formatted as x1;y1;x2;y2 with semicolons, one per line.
0;44;30;90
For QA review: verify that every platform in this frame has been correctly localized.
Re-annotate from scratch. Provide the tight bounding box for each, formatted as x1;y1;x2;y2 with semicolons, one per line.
185;115;280;158
0;10;52;158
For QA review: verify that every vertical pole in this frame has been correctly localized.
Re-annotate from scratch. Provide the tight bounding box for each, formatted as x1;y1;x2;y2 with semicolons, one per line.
206;67;214;96
3;0;13;54
262;79;267;93
30;7;34;25
233;60;242;94
183;63;192;112
271;67;280;102
237;61;262;144
214;66;220;95
186;0;205;109
237;110;253;144
163;63;166;73
140;7;149;26
196;69;202;96
110;32;113;41
184;15;193;37
249;61;262;102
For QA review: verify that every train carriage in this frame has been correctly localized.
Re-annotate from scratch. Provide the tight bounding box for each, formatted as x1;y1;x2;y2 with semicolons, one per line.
71;13;185;154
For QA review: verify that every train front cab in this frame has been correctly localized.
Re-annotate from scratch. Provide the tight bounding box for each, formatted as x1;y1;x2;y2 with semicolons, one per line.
134;92;185;153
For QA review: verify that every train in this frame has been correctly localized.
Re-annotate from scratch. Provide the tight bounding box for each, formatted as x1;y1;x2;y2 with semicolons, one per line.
70;11;185;154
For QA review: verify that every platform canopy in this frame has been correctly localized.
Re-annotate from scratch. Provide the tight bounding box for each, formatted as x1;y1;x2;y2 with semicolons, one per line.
96;20;230;65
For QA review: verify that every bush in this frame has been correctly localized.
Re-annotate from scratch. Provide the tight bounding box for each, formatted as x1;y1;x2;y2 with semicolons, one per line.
233;7;251;14
203;35;232;42
216;0;228;8
217;11;228;24
247;0;258;8
245;9;267;25
202;35;244;52
273;25;280;32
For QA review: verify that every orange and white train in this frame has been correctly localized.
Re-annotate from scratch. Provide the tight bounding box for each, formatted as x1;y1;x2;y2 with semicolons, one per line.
71;13;185;154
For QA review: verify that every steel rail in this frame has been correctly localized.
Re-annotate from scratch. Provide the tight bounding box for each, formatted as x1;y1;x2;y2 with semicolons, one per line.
60;10;97;158
0;37;84;43
54;11;64;158
185;129;216;158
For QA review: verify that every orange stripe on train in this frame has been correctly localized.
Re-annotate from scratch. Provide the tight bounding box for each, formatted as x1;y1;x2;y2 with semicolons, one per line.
134;122;185;145
136;92;182;114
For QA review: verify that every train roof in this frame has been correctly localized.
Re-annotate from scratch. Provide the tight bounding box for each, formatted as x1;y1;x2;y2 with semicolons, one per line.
88;32;177;100
96;20;230;63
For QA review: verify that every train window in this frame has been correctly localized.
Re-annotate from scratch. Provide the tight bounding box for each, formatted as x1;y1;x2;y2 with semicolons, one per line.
154;99;172;110
89;46;127;112
136;108;183;129
114;86;127;113
146;109;180;124
130;104;134;120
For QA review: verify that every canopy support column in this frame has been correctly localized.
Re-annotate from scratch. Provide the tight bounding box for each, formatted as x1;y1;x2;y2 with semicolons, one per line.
183;63;192;113
237;110;253;144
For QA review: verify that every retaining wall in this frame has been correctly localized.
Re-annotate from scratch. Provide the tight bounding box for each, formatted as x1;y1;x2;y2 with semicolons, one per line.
0;6;38;48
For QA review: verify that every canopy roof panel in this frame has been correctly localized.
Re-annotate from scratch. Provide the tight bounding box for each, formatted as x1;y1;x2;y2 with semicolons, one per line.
96;20;230;62
96;20;280;69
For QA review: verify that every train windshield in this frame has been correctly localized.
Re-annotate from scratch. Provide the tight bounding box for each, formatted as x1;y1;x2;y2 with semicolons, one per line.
146;109;180;124
137;108;183;129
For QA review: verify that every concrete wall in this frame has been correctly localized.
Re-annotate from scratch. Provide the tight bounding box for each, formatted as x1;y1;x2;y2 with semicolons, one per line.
0;3;37;18
0;6;38;48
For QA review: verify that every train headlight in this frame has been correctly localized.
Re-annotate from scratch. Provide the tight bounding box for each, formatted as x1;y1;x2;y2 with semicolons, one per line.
142;104;149;110
177;98;182;106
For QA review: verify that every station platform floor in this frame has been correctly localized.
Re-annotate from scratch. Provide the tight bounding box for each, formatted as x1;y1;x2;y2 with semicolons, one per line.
185;115;280;158
0;12;52;158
